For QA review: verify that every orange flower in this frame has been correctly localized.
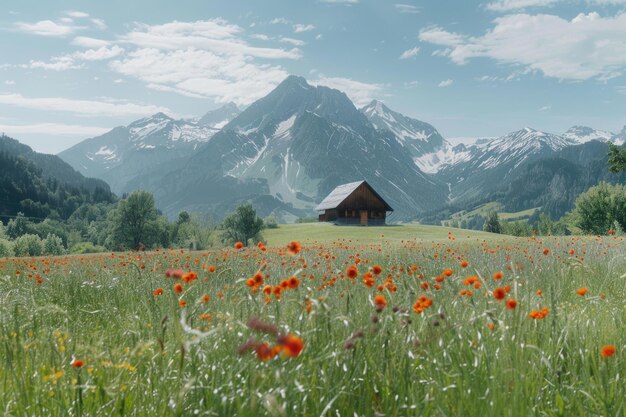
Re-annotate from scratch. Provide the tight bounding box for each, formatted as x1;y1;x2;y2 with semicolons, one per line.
287;241;302;255
346;266;358;279
288;276;300;289
576;287;588;296
443;269;453;277
493;287;506;301
528;307;549;319
506;299;518;310
182;271;197;283
372;265;383;275
173;283;183;293
178;299;187;307
262;285;272;295
374;295;387;311
153;287;164;296
460;261;469;268
543;248;550;255
279;334;304;357
493;271;503;280
600;345;616;358
70;358;85;368
234;242;244;249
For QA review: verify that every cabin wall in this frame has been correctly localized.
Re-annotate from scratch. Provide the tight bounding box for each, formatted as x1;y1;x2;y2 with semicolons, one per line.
336;183;387;212
318;182;391;226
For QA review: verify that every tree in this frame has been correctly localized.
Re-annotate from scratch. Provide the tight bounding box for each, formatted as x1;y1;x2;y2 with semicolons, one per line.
571;182;626;235
109;191;160;250
221;203;265;246
13;234;43;256
43;233;66;256
483;211;502;234
608;142;626;173
6;212;33;239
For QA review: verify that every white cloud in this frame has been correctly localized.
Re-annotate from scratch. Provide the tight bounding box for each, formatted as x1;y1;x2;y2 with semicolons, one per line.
28;56;83;71
438;79;453;87
319;0;358;3
250;34;271;41
399;46;420;59
110;48;290;106
4;80;16;85
14;20;82;37
485;0;559;11
0;123;109;137
107;19;301;105
121;20;301;59
403;80;419;88
420;12;626;81
539;105;551;111
310;76;386;107
90;18;107;30
25;45;124;71
14;12;106;37
293;24;316;33
394;4;420;13
72;36;111;48
270;17;290;25
280;37;306;46
65;11;90;18
73;46;125;61
0;94;173;117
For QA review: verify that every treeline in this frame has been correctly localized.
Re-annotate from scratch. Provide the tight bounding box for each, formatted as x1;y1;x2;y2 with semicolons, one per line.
0;151;115;221
0;190;275;257
0;191;216;257
458;181;626;237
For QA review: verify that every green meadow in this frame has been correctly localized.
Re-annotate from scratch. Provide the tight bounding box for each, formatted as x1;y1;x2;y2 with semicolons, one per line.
0;226;624;416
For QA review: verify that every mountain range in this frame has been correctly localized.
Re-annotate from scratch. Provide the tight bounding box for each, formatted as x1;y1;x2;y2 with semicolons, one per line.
54;75;626;223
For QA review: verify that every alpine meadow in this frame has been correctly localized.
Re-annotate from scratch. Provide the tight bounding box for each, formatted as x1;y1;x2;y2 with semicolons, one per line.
1;1;625;416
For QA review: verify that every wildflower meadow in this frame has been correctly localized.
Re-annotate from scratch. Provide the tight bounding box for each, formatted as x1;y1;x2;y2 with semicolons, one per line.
1;226;624;416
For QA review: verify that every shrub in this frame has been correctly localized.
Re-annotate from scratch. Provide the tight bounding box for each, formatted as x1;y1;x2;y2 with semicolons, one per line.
0;238;13;257
13;234;43;257
43;233;67;256
70;242;106;254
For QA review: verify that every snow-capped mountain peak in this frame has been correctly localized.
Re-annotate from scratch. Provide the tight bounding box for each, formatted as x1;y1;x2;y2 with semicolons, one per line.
562;125;613;144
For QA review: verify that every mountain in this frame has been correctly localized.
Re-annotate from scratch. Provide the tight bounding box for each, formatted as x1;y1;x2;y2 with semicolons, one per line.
562;126;613;143
198;102;240;127
439;127;578;202
0;135;115;221
59;104;240;193
124;75;448;220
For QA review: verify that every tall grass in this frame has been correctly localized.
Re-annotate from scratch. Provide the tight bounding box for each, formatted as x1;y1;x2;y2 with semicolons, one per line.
0;234;624;416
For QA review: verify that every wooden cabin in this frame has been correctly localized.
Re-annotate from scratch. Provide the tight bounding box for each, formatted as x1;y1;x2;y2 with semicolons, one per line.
315;181;393;226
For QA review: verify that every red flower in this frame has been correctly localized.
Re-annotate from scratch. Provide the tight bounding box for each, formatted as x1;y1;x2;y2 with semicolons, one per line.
234;242;244;249
493;287;506;301
153;287;164;296
601;345;616;358
346;266;358;279
70;358;85;368
173;283;183;293
506;298;518;310
279;334;304;357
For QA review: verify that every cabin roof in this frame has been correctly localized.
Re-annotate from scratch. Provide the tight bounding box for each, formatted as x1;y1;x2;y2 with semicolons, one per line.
315;180;393;211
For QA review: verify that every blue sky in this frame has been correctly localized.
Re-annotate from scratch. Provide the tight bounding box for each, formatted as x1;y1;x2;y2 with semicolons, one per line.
1;0;626;153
